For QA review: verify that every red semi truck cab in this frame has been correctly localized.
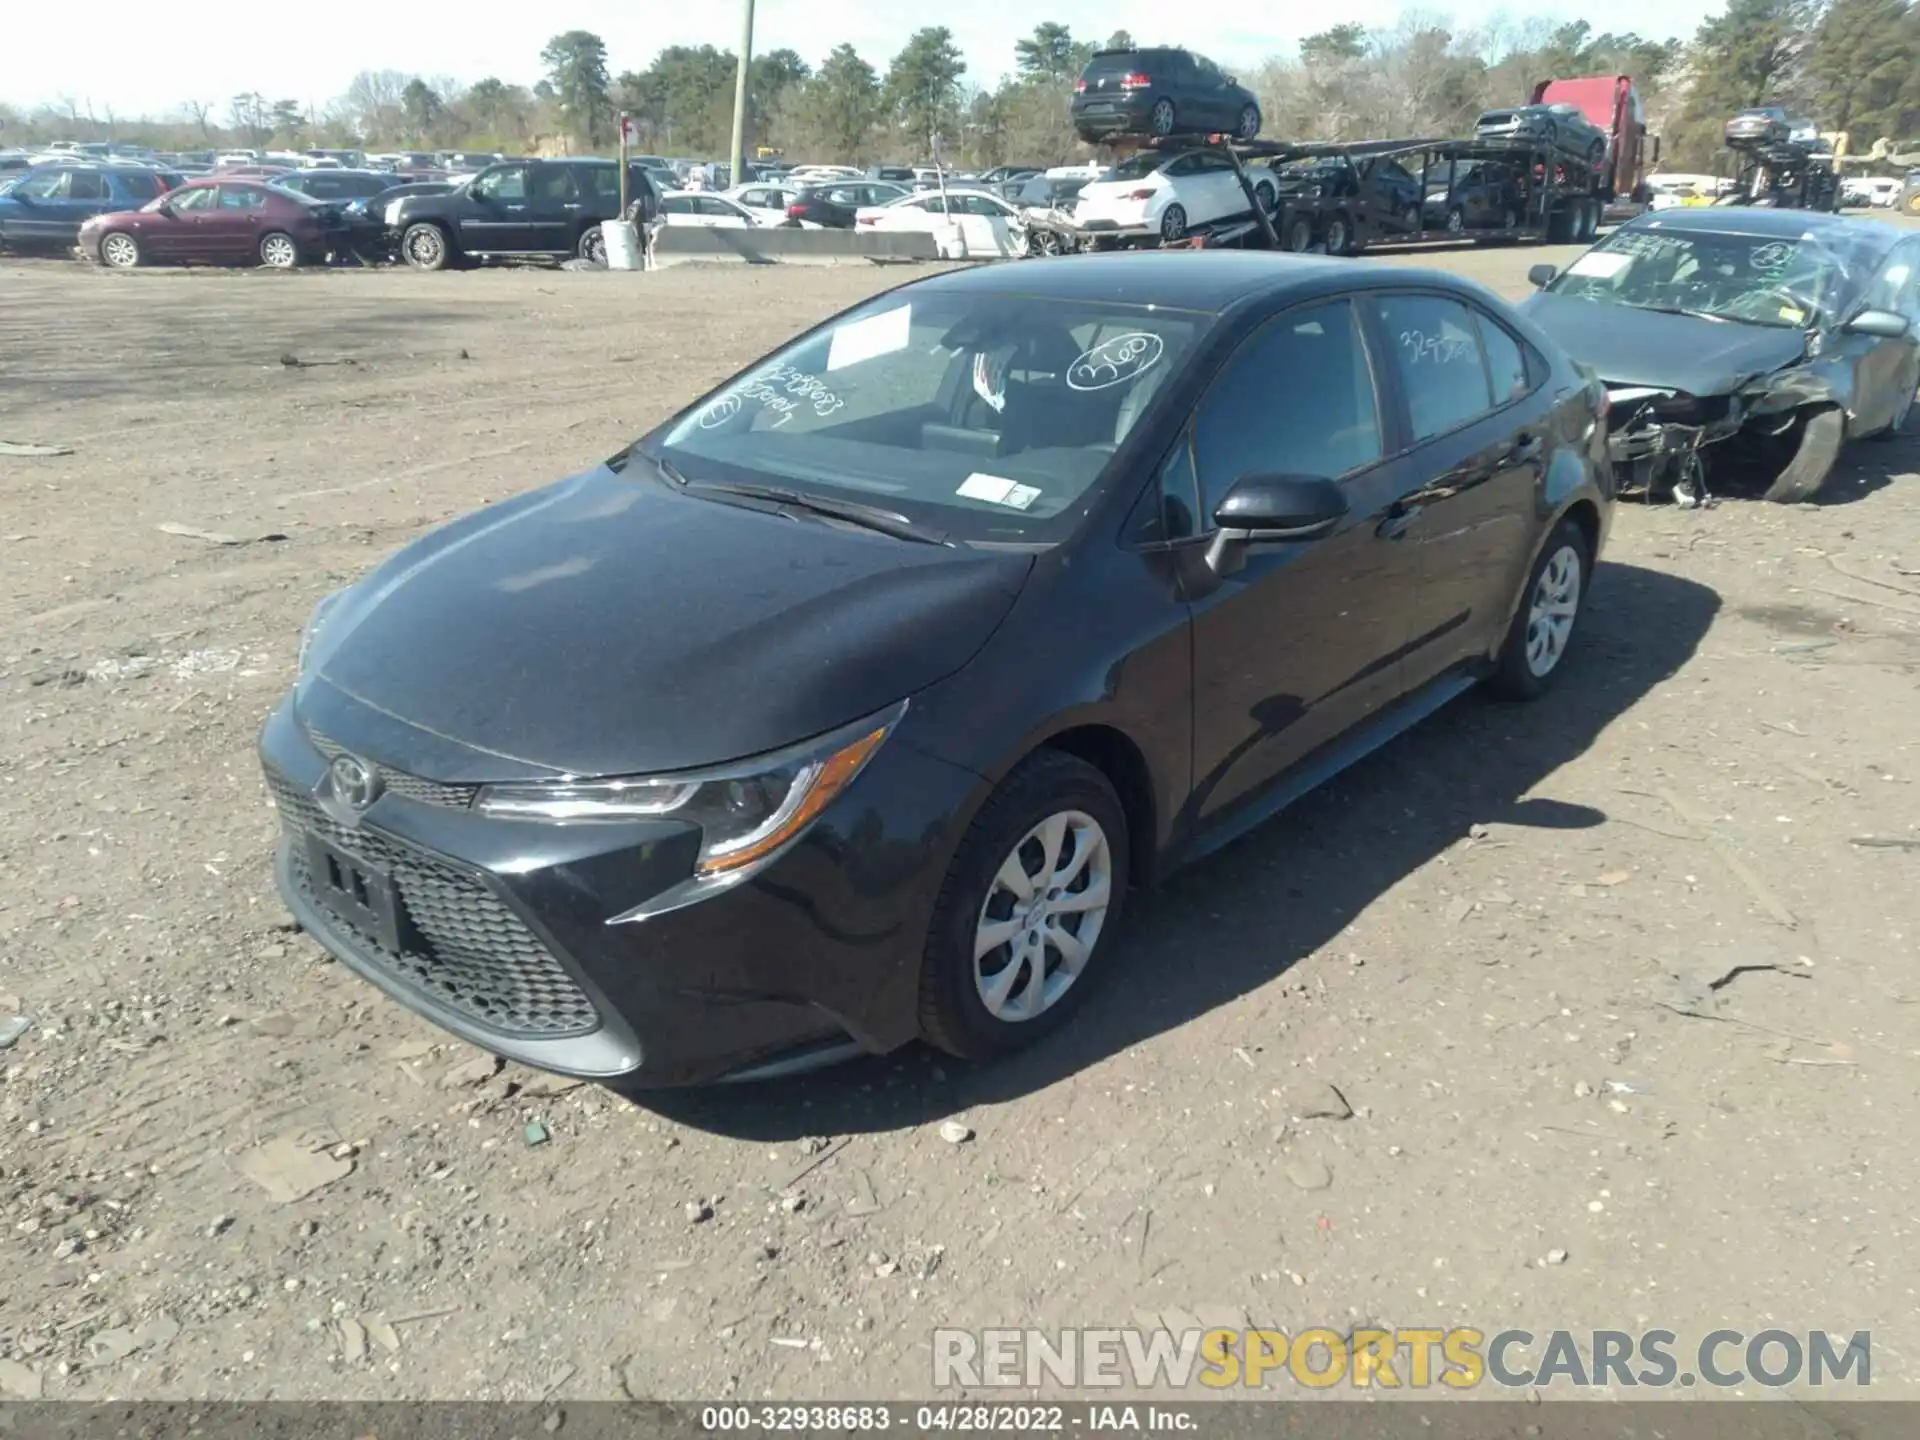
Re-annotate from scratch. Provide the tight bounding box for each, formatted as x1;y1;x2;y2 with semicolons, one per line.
1531;74;1657;203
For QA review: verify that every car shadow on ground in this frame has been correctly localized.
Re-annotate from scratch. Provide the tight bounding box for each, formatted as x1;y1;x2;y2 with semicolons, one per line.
639;559;1720;1140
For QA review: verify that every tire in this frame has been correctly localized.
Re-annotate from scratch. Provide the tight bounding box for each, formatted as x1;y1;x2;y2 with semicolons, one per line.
1324;215;1351;255
1587;137;1606;170
1035;229;1062;256
1764;406;1846;503
578;226;606;264
1501;208;1518;231
1253;180;1276;214
1286;216;1313;252
1150;98;1177;137
1488;517;1592;701
257;231;300;269
99;231;141;269
401;222;452;271
1400;204;1421;234
1446;206;1465;235
1235;104;1261;141
1159;204;1188;243
917;750;1130;1059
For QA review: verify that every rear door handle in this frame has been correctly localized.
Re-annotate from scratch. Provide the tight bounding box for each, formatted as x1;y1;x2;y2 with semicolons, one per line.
1376;503;1423;540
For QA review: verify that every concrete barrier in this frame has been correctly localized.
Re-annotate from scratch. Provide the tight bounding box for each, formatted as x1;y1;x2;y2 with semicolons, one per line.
646;226;941;268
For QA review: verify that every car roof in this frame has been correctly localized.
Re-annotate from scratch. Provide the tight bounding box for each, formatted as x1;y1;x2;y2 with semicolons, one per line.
908;249;1479;313
1637;206;1905;246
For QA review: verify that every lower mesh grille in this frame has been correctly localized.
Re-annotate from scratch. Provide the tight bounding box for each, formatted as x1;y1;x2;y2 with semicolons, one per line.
267;769;599;1038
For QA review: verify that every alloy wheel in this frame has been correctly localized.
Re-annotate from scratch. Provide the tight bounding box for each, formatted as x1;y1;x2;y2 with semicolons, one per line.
972;810;1113;1024
1447;207;1465;234
1237;105;1260;141
1151;99;1176;136
1525;544;1583;677
259;233;298;269
404;227;444;268
580;228;606;264
100;233;139;269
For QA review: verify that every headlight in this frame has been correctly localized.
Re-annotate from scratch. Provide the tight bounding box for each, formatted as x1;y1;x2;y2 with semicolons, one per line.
297;588;347;674
474;703;903;877
384;201;404;226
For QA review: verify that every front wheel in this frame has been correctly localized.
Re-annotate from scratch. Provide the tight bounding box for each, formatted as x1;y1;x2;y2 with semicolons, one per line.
578;226;606;264
1034;229;1063;256
1764;405;1846;502
400;222;452;271
1159;204;1188;242
1286;216;1313;252
1400;204;1421;234
99;231;141;269
257;231;300;269
917;751;1129;1059
1324;215;1351;255
1253;180;1276;213
1235;103;1261;141
1488;518;1592;701
1446;206;1465;235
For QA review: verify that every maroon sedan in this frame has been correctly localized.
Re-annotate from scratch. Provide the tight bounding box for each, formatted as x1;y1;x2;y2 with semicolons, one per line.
77;178;340;270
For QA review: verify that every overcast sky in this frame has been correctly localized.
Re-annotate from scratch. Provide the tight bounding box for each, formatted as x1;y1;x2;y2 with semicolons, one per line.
11;0;1712;121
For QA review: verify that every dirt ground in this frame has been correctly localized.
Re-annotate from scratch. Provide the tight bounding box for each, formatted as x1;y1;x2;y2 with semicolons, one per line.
2;241;1918;1406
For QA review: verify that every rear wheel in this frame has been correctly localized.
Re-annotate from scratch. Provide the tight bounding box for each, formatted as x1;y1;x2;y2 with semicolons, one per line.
578;225;606;264
1764;406;1846;503
1400;204;1421;234
918;751;1130;1059
1159;204;1188;242
1500;207;1518;231
1324;215;1351;255
401;222;452;271
257;231;300;269
1286;216;1313;252
1150;98;1177;137
1253;180;1276;213
99;231;141;269
1489;518;1592;701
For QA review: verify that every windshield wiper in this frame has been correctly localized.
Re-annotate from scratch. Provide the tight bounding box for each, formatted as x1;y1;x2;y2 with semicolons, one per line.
1620;302;1731;324
686;480;949;545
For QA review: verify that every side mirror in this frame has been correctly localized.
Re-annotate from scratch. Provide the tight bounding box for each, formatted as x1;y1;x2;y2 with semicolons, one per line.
1527;262;1558;289
1844;308;1911;339
1205;473;1348;576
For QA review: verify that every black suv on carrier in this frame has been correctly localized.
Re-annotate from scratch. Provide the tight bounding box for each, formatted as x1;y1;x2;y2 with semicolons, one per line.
1072;47;1262;143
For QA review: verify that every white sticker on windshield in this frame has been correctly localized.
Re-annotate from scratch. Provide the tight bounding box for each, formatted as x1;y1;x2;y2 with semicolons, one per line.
1068;332;1165;391
1567;252;1631;278
957;473;1041;510
826;304;911;371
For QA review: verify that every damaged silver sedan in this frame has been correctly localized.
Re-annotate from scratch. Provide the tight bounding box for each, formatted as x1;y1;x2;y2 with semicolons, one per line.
1521;208;1920;504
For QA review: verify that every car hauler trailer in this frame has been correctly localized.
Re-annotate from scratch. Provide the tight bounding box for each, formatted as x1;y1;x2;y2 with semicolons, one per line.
1037;132;1613;255
1720;129;1842;212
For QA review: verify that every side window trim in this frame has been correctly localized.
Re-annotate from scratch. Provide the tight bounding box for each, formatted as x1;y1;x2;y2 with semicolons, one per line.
1469;307;1542;413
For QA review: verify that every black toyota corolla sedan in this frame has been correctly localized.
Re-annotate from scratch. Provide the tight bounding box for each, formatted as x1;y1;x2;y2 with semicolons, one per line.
260;251;1612;1087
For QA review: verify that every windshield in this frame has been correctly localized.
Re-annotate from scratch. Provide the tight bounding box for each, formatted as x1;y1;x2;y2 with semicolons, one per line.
642;293;1206;543
1548;225;1849;328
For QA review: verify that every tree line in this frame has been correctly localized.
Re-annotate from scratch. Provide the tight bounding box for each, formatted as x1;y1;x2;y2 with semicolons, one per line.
3;2;1918;173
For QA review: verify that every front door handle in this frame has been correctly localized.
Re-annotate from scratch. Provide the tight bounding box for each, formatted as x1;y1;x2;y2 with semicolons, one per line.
1376;503;1423;540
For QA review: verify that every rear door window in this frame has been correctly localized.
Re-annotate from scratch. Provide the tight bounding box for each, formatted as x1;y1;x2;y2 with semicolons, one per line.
67;170;107;200
116;171;162;201
1372;293;1495;441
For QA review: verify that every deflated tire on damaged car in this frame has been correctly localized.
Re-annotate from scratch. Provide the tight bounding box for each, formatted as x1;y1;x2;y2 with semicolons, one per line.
261;252;1612;1087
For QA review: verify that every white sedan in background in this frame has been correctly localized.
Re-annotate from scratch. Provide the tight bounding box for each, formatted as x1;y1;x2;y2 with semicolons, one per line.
658;191;766;228
853;188;1026;258
1072;147;1275;244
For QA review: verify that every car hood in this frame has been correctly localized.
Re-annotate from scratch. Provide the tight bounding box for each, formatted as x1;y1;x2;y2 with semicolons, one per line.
301;464;1032;780
1519;292;1808;393
77;207;145;228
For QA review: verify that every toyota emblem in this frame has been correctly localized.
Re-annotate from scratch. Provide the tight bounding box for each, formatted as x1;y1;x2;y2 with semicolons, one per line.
329;753;382;812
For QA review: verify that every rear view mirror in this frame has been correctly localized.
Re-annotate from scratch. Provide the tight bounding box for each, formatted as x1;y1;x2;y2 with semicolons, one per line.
1206;473;1348;576
1527;263;1558;289
1844;307;1911;339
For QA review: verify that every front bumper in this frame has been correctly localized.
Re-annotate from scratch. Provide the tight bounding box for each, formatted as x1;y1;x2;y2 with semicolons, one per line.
258;696;982;1086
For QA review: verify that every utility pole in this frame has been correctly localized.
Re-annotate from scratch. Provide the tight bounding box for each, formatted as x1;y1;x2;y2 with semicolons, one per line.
727;0;755;189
